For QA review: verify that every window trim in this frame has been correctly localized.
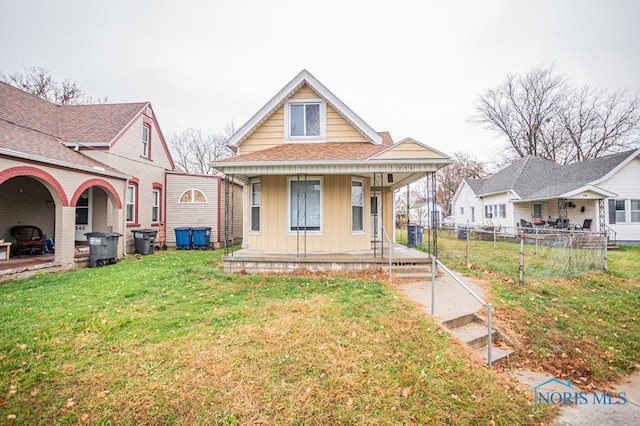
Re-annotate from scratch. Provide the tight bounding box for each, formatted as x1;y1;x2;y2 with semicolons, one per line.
351;178;365;233
126;182;139;226
284;98;327;142
631;199;640;223
151;189;160;224
615;199;626;224
287;176;323;234
142;124;151;158
250;180;261;233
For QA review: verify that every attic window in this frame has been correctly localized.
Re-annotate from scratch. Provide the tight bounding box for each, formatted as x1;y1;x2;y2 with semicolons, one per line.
285;99;326;142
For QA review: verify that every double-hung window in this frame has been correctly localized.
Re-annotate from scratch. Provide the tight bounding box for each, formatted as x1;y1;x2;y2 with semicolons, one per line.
630;200;640;223
151;189;160;223
615;199;626;223
126;185;136;222
250;181;261;232
289;178;322;232
142;125;150;157
351;179;364;232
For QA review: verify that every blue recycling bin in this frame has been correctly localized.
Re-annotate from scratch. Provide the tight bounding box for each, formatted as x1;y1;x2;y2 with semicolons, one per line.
191;227;211;249
408;225;423;245
174;227;192;249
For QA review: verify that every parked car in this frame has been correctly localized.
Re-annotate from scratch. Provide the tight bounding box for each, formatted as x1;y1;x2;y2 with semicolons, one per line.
441;216;455;227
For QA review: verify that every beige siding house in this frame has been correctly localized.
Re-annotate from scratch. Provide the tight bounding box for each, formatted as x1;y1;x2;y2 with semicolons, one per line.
212;70;452;272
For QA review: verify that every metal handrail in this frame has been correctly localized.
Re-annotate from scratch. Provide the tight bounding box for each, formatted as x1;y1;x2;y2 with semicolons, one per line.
604;224;617;245
381;227;392;282
431;258;493;366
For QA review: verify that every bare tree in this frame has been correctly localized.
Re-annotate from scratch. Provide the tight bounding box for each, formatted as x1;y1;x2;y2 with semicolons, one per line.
0;66;104;105
472;65;640;164
560;86;640;162
436;151;486;216
168;127;233;174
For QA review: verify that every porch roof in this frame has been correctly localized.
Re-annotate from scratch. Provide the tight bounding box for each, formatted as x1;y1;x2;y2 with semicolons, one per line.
211;142;451;189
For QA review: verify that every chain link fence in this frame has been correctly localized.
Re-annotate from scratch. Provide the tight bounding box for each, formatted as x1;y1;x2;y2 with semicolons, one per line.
400;224;608;285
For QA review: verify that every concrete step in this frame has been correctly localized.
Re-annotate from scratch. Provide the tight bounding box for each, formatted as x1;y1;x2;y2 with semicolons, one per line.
477;345;514;366
451;321;489;349
443;313;515;366
392;271;432;280
442;313;475;329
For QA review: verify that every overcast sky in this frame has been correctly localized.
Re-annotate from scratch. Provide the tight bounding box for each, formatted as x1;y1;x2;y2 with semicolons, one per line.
1;0;639;163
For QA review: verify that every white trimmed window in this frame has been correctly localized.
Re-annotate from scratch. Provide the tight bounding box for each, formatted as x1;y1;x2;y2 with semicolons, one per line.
250;180;261;232
126;185;136;222
288;177;322;233
180;189;207;203
285;99;326;141
615;199;626;223
630;200;640;223
142;125;150;157
351;179;364;232
151;189;160;223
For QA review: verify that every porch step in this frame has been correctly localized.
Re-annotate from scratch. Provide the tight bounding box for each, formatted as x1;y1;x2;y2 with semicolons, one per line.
391;263;432;280
443;314;514;366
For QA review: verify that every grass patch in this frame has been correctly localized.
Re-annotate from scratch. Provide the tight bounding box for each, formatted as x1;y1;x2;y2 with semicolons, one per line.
434;238;640;388
1;250;552;425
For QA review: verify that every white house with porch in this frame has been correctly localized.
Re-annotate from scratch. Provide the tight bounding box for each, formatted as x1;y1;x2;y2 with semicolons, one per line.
452;150;640;244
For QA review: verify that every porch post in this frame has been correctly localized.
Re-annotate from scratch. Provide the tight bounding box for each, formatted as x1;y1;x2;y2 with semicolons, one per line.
54;205;76;266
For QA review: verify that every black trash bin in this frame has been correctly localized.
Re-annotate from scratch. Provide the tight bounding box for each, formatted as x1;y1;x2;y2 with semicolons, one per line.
191;227;211;249
132;229;158;255
85;232;121;267
457;226;470;240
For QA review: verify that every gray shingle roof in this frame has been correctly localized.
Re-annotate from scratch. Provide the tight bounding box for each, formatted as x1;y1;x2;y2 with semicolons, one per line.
465;150;638;200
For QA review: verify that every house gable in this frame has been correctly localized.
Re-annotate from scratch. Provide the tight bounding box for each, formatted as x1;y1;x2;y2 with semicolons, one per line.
229;70;381;155
370;138;448;160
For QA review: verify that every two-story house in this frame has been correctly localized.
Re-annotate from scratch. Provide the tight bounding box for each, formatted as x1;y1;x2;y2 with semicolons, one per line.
212;70;452;272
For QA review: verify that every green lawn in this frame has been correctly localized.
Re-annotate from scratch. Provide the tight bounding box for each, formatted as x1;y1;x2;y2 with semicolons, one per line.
432;236;640;387
1;250;551;425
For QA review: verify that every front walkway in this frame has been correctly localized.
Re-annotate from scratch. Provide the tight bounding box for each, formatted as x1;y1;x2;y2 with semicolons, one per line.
399;263;640;425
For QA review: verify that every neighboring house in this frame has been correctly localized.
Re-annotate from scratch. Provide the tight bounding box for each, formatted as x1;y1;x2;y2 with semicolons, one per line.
165;172;242;248
410;200;444;228
451;150;640;243
0;81;240;269
211;70;452;271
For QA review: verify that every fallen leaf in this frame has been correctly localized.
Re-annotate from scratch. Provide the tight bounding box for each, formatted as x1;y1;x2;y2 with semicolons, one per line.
30;387;41;397
451;393;460;400
0;400;6;406
65;398;75;408
17;344;27;350
402;387;412;398
80;413;89;422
